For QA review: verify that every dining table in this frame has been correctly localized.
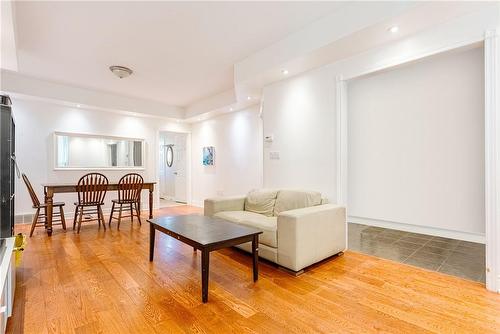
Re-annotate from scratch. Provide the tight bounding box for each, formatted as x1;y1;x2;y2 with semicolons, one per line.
42;181;156;236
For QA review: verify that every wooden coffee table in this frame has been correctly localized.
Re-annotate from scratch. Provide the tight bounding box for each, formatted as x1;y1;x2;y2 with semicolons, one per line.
147;215;263;303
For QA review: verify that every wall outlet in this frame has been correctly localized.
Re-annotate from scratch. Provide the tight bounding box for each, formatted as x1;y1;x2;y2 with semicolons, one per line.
269;151;280;160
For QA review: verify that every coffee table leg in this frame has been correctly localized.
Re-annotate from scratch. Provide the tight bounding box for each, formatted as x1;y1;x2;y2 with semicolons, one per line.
149;224;155;262
252;234;259;282
201;249;209;303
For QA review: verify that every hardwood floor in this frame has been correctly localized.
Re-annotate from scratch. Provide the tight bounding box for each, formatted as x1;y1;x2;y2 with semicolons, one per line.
7;205;500;333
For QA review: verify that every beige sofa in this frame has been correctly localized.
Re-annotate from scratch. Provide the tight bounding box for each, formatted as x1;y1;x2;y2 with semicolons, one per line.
204;189;346;273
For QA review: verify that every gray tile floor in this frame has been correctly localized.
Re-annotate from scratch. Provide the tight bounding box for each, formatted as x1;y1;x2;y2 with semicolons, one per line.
348;223;486;283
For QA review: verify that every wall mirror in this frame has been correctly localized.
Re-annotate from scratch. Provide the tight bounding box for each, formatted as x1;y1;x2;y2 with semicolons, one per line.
54;132;145;169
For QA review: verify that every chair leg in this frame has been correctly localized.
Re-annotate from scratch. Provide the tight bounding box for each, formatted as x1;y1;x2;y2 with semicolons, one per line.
130;203;133;223
60;206;67;230
73;207;79;230
43;207;48;229
117;204;123;230
99;205;106;231
77;207;83;233
135;202;141;225
108;202;115;227
97;206;102;229
29;208;40;237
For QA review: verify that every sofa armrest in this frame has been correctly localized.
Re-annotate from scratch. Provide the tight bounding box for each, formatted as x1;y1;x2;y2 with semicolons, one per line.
277;204;346;272
204;196;246;217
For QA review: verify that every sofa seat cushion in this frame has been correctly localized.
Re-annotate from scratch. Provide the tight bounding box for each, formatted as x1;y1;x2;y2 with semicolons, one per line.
274;190;322;216
214;210;277;248
244;189;278;217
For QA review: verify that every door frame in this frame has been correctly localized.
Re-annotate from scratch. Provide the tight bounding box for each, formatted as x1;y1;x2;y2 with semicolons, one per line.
156;130;192;207
336;30;500;292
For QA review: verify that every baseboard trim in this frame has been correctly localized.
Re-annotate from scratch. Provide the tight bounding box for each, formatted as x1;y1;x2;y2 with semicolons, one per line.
190;200;204;208
15;206;150;225
348;215;485;244
16;200;203;224
160;195;175;201
14;213;33;225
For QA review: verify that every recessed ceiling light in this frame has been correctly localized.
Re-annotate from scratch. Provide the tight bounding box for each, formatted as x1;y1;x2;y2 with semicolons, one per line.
247;96;252;100
109;65;133;79
230;107;233;111
76;104;81;108
281;69;289;75
388;26;399;33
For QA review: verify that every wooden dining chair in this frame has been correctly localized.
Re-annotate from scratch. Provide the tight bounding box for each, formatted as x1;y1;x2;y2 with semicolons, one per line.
22;174;66;237
74;173;108;233
109;173;144;229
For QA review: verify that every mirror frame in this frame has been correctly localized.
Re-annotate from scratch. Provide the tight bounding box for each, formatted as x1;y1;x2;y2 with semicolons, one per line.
53;131;146;170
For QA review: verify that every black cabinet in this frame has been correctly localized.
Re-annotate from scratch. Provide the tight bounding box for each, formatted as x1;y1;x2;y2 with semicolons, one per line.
0;95;15;238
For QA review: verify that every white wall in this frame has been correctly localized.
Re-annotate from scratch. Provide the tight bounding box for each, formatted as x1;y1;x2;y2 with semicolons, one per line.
13;98;262;216
347;47;485;235
262;39;486;239
262;68;337;200
190;107;263;206
12;98;189;216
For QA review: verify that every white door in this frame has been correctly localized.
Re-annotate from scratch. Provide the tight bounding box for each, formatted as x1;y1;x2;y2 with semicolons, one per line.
159;144;168;198
173;140;187;203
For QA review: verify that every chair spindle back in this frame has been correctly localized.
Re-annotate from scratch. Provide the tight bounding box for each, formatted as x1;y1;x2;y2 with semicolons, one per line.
76;173;109;205
22;173;40;207
118;173;144;202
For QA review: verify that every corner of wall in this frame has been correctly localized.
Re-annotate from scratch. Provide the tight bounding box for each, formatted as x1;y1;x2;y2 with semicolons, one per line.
190;200;204;208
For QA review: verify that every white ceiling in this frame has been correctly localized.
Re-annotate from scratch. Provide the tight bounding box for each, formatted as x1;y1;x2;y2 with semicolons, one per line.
13;1;345;107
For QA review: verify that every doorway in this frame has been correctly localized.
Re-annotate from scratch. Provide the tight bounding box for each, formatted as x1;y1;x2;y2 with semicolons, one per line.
339;45;486;284
159;131;188;207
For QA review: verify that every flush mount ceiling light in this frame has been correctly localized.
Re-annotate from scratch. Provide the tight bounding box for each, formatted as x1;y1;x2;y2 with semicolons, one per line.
388;25;399;33
109;65;133;79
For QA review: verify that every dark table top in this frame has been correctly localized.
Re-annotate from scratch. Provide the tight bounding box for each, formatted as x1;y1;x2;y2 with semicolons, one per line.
147;215;262;246
42;181;156;187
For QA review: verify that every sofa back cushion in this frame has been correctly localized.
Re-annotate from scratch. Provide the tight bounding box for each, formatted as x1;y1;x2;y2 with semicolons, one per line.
273;190;322;216
245;189;278;217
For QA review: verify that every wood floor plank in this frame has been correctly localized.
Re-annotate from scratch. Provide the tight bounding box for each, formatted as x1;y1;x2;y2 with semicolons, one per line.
6;205;500;334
